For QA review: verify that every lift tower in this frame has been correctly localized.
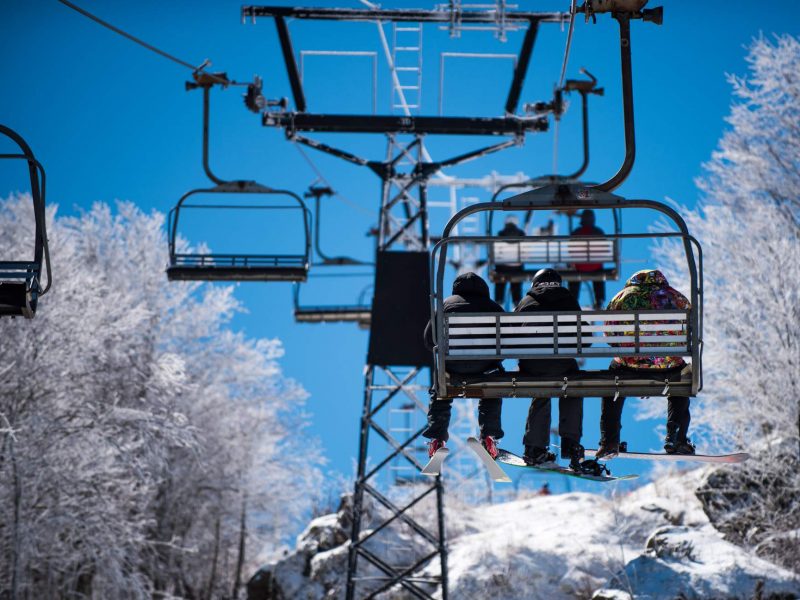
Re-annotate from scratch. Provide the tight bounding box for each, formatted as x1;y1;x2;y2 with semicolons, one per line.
242;5;569;598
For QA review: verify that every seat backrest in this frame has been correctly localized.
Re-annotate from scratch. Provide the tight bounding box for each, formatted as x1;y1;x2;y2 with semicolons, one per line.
493;239;615;265
442;310;691;362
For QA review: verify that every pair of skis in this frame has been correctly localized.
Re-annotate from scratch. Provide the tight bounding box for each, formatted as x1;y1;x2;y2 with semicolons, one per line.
422;437;749;483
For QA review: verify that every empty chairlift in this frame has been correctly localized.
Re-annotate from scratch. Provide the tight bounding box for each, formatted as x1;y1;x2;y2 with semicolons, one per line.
292;184;372;326
166;181;311;282
0;125;52;318
166;74;311;282
430;184;703;400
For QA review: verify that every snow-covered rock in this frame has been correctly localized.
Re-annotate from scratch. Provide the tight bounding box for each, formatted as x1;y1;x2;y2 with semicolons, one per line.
247;469;800;599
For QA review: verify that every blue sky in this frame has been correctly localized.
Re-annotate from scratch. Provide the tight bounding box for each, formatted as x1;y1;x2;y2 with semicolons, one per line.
2;1;798;493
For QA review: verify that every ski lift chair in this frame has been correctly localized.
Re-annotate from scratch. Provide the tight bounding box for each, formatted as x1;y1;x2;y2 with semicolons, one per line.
0;125;51;318
487;207;621;285
293;279;372;329
166;181;311;282
430;184;703;400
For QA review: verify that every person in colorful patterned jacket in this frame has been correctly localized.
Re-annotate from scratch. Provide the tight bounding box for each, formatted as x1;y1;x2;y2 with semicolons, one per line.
596;269;695;458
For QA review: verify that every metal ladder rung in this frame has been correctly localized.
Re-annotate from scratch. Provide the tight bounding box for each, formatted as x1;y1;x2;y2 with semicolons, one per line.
395;67;420;72
395;26;422;31
397;85;419;90
395;46;421;51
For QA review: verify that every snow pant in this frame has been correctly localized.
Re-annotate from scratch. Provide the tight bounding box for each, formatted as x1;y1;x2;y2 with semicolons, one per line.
494;281;522;308
568;280;606;309
599;363;690;444
522;396;583;449
494;265;524;308
423;394;504;442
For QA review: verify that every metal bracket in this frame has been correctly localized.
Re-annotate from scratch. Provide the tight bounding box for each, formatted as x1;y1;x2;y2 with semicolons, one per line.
562;377;569;398
662;378;670;396
613;375;620;402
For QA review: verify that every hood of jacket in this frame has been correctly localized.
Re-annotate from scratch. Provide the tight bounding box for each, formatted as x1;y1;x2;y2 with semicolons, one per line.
527;283;575;307
452;272;490;298
499;223;525;237
625;269;669;288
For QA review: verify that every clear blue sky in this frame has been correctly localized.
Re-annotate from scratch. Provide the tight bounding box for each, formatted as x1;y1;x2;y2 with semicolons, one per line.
2;1;798;492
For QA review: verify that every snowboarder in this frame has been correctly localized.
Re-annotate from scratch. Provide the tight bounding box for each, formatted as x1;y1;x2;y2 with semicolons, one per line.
596;269;695;458
514;268;599;474
423;272;505;459
494;216;526;308
567;209;607;309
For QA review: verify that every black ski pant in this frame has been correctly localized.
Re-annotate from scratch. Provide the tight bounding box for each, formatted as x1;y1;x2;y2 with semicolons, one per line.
599;364;691;445
522;396;583;450
568;280;606;309
423;394;504;442
494;280;522;308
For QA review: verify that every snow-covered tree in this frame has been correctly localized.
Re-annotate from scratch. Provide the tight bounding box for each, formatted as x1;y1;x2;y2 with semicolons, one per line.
0;195;323;598
654;35;800;571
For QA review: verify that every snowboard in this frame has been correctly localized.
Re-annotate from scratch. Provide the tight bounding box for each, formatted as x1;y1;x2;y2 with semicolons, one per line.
421;447;449;476
466;437;512;483
495;449;639;483
584;448;750;464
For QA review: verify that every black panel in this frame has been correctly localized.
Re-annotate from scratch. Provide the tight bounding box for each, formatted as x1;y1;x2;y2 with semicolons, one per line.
367;251;432;367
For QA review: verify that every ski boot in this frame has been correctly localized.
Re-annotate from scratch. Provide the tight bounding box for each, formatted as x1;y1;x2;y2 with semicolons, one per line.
664;431;695;455
427;439;446;459
523;446;556;466
481;435;499;460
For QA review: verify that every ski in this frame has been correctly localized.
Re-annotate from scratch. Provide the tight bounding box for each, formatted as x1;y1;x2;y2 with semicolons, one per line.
585;448;750;463
496;449;639;483
466;437;512;483
420;447;449;476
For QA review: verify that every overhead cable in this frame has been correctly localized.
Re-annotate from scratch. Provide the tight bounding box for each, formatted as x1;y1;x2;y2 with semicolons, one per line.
56;0;240;87
292;143;373;216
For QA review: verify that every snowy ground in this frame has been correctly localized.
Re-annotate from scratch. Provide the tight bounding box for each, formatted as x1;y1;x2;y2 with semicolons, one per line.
247;468;800;600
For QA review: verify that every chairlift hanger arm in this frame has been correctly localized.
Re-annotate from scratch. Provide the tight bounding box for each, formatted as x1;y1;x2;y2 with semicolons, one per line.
305;185;370;266
587;7;662;192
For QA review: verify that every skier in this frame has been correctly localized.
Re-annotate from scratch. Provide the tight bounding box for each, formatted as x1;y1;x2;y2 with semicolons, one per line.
423;272;505;459
596;269;695;458
514;268;599;474
493;216;526;308
567;209;607;309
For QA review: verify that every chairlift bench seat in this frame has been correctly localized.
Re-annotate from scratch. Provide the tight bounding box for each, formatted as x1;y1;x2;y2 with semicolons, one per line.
166;254;308;282
489;238;617;283
294;305;371;328
0;261;41;318
434;309;696;399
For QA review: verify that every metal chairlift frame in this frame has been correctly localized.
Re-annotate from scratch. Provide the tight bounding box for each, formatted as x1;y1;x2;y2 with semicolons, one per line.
290;185;374;325
430;182;704;399
166;75;311;282
0;125;52;318
485;68;622;284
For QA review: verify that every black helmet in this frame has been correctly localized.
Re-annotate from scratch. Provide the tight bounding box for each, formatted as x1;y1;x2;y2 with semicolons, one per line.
580;209;596;227
531;268;562;289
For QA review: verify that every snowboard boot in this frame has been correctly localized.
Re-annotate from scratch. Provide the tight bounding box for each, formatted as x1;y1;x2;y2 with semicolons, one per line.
664;432;695;455
563;440;586;472
481;436;499;460
595;439;624;460
427;439;446;459
523;446;556;466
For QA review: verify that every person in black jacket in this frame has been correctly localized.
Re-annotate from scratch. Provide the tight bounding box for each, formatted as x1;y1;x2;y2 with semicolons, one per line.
515;268;600;474
494;216;526;308
423;272;504;459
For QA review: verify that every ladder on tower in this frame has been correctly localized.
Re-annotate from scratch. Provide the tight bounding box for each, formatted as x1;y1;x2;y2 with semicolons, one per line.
391;23;423;113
